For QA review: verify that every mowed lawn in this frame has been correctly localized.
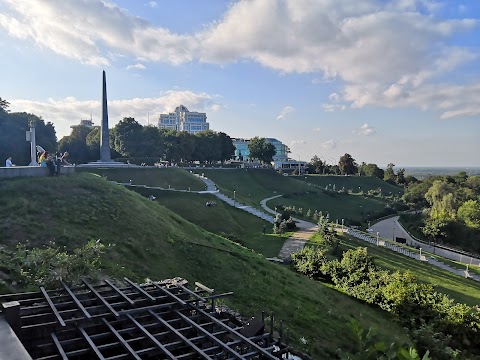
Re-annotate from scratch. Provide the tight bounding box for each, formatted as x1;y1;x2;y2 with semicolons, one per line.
292;174;404;196
132;189;286;258
199;169;393;224
336;235;480;306
77;167;206;191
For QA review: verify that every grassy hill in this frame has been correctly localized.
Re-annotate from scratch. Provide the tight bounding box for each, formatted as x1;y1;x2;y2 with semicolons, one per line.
293;175;404;195
131;190;285;258
0;173;409;358
77;167;206;191
199;169;394;224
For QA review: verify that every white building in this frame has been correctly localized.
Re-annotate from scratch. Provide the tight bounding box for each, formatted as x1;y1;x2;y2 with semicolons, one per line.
158;105;209;134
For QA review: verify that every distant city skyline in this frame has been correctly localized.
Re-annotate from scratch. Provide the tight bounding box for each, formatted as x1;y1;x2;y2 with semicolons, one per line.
0;0;479;166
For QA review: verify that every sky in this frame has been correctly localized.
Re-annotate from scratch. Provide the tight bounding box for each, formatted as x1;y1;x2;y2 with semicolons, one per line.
0;0;479;167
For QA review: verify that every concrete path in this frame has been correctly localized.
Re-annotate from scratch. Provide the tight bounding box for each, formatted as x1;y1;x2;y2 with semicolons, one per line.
372;216;480;266
196;176;276;223
260;195;318;260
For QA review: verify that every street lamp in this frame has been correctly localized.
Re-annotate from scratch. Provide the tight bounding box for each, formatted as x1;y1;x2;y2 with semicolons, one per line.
376;232;379;246
419;248;422;260
368;221;371;230
392;226;395;241
341;218;344;231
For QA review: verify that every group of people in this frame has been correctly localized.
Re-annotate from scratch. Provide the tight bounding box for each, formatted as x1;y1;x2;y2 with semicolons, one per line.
4;151;71;177
38;151;71;176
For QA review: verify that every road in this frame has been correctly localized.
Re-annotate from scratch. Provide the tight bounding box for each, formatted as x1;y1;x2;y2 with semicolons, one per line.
372;216;480;266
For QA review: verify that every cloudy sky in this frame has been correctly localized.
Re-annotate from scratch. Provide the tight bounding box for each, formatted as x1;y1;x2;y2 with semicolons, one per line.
1;0;479;166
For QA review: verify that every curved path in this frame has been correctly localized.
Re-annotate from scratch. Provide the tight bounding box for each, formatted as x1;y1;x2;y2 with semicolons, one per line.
372;216;480;266
261;196;318;260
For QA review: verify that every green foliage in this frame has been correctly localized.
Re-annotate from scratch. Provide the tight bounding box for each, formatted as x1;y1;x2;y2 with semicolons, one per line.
338;320;431;360
292;243;480;358
0;111;57;165
247;136;276;163
12;239;106;288
292;246;329;279
384;163;396;183
457;199;480;228
339;153;358;175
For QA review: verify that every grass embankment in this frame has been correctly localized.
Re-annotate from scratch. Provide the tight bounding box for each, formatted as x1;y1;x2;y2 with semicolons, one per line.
292;175;404;196
0;173;409;358
77;167;205;191
334;234;480;306
133;189;285;257
200;169;394;224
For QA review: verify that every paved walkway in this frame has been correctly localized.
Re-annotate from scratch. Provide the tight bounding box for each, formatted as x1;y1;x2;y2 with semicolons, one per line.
260;196;318;260
372;216;480;266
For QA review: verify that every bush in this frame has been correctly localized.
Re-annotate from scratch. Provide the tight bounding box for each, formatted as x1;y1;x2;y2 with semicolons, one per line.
12;239;107;288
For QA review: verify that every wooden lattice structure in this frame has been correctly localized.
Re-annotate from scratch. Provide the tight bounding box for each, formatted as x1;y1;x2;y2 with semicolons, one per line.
0;278;290;360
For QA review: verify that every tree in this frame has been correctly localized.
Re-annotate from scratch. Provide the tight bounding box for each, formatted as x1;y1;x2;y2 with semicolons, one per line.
308;155;325;174
384;163;396;184
338;153;357;175
0;97;9;112
363;163;384;179
58;125;93;164
425;180;456;221
396;168;406;185
248;137;275;164
111;117;143;157
457;200;480;229
0;111;57;165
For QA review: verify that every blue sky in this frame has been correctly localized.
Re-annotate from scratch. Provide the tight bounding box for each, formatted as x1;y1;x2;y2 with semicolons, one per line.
0;0;479;167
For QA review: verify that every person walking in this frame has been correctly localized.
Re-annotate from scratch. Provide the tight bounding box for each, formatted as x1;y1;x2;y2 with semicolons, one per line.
5;156;14;167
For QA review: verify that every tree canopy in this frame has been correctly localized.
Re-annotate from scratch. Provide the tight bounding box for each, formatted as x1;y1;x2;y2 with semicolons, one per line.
247;137;276;164
338;153;358;175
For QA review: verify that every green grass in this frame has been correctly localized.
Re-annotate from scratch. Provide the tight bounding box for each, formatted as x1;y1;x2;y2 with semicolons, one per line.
77;167;206;191
200;169;394;224
336;234;480;306
292;175;404;196
132;189;285;257
0;173;409;358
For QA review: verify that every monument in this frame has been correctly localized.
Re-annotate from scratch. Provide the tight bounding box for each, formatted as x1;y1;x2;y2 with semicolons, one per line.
100;70;112;162
79;70;128;167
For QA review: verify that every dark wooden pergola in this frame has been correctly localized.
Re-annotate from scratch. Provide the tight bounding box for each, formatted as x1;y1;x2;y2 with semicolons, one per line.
0;278;291;360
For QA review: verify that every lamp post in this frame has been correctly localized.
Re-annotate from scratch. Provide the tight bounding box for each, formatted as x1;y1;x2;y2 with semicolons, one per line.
392;226;395;241
419;248;422;260
376;232;379;246
368;221;371;230
341;218;344;232
233;190;236;207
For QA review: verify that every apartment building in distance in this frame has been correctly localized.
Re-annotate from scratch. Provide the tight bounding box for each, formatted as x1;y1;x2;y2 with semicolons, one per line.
158;105;209;134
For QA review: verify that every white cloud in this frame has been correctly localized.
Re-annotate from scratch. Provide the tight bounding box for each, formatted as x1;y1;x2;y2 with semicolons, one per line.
276;105;295;120
290;140;306;145
320;140;336;150
8;91;219;138
312;127;321;132
147;1;158;8
126;63;146;70
0;0;478;119
354;123;376;136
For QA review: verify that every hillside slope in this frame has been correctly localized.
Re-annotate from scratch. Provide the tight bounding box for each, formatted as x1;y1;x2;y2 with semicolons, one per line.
199;169;394;223
0;173;409;358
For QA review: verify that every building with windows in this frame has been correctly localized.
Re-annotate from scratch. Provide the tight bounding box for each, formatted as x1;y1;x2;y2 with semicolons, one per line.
70;118;94;129
158;105;209;134
232;137;293;165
